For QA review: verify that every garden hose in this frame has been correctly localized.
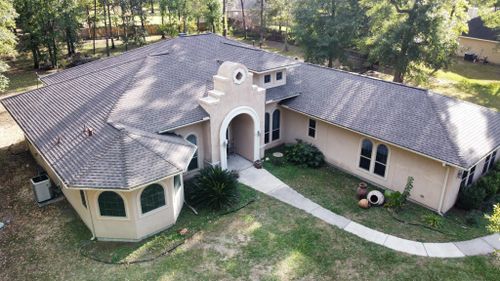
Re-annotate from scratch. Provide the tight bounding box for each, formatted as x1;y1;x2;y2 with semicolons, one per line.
78;197;257;265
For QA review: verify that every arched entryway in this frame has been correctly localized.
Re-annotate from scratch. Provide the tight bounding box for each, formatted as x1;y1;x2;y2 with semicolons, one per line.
219;106;260;170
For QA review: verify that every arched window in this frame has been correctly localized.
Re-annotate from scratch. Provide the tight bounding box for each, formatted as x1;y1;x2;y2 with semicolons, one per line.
140;184;166;214
264;113;270;144
374;144;389;177
98;191;126;217
186;134;198;171
359;139;373;171
272;109;280;141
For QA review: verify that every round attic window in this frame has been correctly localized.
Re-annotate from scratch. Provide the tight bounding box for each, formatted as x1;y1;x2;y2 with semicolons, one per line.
233;68;246;84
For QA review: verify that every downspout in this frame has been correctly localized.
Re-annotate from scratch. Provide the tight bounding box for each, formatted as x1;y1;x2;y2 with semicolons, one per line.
437;165;450;215
83;190;97;240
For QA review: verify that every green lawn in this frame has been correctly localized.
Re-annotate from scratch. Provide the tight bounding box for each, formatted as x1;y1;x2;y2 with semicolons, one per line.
263;146;492;243
1;145;500;280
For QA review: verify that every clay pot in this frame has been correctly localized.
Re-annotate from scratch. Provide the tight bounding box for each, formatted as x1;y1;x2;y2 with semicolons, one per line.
367;190;385;206
357;182;368;199
358;199;370;209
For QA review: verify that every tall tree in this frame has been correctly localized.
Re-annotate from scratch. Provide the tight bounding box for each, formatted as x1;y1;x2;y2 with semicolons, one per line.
102;0;110;56
293;0;365;67
0;0;17;92
240;0;247;39
361;0;469;82
205;0;221;33
106;0;115;49
259;0;265;46
476;0;500;29
222;0;227;36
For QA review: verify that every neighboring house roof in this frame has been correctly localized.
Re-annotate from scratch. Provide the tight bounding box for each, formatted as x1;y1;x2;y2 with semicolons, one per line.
462;17;499;42
2;34;499;191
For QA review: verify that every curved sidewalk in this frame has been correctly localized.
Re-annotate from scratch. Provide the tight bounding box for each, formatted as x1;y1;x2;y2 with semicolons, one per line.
238;166;500;258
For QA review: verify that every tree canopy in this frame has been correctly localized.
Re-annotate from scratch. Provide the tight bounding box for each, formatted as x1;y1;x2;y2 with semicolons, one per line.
0;0;17;91
293;0;365;67
360;0;469;82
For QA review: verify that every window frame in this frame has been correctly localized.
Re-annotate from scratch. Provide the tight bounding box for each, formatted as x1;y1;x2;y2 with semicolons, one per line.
276;71;283;81
373;144;389;178
264;74;271;84
488;151;497;170
174;174;182;191
308;118;316;138
80;190;87;209
358;139;373;172
482;154;492;175
272;109;281;141
97;191;128;219
264;112;270;144
357;139;390;179
466;165;476;186
186;134;200;172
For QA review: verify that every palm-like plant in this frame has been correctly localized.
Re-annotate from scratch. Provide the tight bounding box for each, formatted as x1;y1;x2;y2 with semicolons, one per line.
187;166;240;210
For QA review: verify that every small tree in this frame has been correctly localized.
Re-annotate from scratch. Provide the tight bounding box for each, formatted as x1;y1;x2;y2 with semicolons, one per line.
486;204;500;233
0;0;17;92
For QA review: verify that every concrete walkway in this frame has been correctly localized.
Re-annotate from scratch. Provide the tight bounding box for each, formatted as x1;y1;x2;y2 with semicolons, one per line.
238;166;500;258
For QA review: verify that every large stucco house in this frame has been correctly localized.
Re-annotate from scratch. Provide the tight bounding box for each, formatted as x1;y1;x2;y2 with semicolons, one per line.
2;34;500;241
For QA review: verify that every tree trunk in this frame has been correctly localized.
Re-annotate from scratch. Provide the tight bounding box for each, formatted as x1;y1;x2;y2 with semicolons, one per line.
284;20;288;52
103;0;110;56
328;55;333;68
93;0;97;55
150;0;154;14
222;0;227;36
240;0;246;39
31;36;39;69
259;0;265;47
393;69;405;83
107;2;115;49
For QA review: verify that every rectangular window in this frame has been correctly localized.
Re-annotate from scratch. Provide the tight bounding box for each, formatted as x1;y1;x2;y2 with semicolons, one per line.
359;157;371;170
467;165;476;186
460;170;469;188
272;110;280;141
483;155;491;174
276;72;283;81
264;113;270;144
264;74;271;83
80;190;87;208
489;151;497;170
174;175;181;190
308;119;316;138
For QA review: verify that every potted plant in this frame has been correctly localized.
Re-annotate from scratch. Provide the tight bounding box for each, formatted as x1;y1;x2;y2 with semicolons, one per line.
254;160;263;169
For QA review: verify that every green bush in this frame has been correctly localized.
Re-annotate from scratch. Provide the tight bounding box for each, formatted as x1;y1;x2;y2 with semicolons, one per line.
285;139;325;168
421;214;443;229
477;175;499;199
384;176;414;211
456;185;487;210
185;166;240;210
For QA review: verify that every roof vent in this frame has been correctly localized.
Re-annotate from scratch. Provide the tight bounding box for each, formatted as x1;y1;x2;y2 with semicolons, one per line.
83;126;94;137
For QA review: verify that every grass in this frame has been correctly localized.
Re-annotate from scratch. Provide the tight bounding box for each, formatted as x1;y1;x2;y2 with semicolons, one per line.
0;142;499;280
81;183;257;264
263;145;492;243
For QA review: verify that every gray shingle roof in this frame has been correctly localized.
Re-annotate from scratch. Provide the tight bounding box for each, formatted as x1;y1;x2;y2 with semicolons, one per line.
2;32;499;192
271;63;500;168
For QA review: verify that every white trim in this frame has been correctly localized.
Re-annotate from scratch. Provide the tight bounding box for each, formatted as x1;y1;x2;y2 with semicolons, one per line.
184;132;201;172
137;183;168;219
281;105;463;169
95;190;130;221
356;138;390;180
157;118;209;134
307;118;317;139
219;106;260;169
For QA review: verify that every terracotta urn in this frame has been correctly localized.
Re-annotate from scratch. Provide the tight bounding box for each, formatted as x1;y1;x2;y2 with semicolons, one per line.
254;160;263;169
356;182;368;199
358;199;370;209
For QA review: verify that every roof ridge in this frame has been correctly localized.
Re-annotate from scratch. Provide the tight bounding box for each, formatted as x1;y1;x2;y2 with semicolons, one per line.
425;91;467;167
41;39;172;83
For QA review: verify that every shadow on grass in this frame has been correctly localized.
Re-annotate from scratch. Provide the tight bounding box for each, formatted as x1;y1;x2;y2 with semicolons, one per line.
80;184;257;264
456;80;500;110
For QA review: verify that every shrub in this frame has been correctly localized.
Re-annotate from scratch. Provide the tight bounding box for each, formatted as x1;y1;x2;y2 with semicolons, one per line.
456;185;487;210
421;214;443;229
486;204;500;233
385;176;414;211
477;175;499;199
465;210;482;227
186;166;240;210
285;139;325;168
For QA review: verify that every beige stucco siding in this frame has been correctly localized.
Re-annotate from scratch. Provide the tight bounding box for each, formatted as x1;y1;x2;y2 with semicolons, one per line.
263;102;285;150
282;108;461;212
457;36;500;64
173;121;210;174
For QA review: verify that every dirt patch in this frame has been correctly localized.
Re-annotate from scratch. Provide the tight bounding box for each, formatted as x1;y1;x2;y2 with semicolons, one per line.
0;102;24;149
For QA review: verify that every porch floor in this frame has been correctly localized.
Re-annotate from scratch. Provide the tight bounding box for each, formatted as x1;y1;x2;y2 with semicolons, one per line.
227;154;253;171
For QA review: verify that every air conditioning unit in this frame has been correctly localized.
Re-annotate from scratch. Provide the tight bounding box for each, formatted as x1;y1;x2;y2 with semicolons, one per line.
31;175;53;203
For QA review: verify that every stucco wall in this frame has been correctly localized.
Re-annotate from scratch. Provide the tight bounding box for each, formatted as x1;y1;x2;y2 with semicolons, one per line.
253;69;287;89
457;36;500;64
230;114;255;161
282;108;462;213
173;121;210;174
